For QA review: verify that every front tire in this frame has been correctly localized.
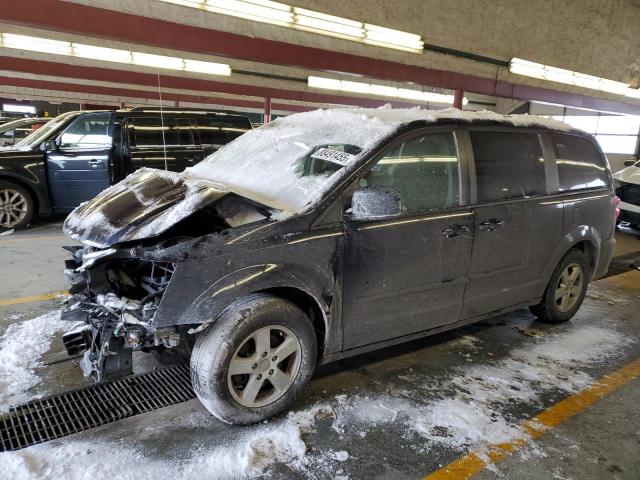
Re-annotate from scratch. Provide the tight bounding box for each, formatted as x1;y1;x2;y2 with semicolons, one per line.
190;293;317;425
0;181;34;230
530;249;589;323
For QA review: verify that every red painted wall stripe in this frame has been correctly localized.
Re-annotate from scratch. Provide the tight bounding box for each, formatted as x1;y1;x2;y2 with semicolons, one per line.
0;75;314;112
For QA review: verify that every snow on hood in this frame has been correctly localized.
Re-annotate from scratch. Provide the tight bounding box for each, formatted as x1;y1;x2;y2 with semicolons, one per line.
64;168;229;247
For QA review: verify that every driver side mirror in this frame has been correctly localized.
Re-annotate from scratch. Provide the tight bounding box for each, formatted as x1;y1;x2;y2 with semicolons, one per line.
41;139;58;152
349;187;402;220
624;159;637;167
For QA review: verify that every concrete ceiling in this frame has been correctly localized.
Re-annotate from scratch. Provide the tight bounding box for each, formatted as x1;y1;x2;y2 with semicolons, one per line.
0;0;638;115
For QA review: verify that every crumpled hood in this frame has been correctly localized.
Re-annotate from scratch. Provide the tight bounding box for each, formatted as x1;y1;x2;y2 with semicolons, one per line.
63;168;229;247
614;165;640;185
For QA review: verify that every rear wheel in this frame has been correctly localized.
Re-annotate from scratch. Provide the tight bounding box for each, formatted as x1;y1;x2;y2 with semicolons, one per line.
530;249;589;323
0;181;34;230
190;293;317;425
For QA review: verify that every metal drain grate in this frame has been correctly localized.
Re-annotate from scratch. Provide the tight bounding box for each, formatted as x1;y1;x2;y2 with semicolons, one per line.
0;364;195;451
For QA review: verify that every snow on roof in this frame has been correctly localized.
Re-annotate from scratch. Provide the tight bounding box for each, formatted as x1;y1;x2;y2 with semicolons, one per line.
325;106;574;132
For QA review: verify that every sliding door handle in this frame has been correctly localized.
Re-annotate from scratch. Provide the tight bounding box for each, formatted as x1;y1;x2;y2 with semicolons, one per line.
442;224;472;238
478;219;505;232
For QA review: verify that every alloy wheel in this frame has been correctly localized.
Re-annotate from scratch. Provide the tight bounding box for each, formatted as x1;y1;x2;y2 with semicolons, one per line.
554;262;584;313
227;325;302;408
0;188;28;228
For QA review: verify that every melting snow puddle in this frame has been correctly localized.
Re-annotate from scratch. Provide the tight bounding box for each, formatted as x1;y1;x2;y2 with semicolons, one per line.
0;315;635;479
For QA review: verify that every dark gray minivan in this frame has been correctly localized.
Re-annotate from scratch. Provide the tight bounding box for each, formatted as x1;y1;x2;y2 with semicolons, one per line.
60;108;616;425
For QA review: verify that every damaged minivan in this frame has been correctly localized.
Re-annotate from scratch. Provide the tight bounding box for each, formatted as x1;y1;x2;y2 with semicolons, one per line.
61;108;616;424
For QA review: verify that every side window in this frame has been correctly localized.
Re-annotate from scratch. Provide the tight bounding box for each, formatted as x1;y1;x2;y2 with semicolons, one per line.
14;124;42;141
470;131;546;202
550;133;609;191
175;118;194;146
359;131;460;214
1;128;13;142
59;113;112;149
130;117;180;147
194;117;250;145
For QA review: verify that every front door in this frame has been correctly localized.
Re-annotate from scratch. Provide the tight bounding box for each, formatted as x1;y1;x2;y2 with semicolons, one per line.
342;129;473;350
461;130;561;318
46;112;113;211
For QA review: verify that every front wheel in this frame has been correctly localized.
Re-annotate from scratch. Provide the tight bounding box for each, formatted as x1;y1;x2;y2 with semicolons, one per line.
190;293;317;425
0;181;35;230
530;249;589;323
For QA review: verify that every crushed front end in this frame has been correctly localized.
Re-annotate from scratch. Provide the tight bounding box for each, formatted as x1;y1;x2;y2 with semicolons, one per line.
61;245;182;381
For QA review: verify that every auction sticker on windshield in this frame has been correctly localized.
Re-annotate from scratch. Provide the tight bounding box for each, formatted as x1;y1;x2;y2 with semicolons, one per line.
311;147;355;166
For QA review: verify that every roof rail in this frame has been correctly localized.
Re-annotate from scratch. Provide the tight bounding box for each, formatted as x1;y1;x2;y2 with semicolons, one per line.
127;107;232;115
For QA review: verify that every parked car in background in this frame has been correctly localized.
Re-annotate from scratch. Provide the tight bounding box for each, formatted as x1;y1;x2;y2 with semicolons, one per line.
60;108;616;425
0;117;50;147
0;108;252;229
0;111;36;125
614;158;640;230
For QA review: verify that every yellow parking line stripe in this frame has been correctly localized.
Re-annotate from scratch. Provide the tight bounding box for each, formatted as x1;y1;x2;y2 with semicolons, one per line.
424;356;640;480
0;235;63;243
0;291;68;307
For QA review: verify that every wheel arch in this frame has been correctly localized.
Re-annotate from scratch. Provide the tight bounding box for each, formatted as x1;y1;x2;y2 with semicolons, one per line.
540;227;602;295
169;263;339;357
0;173;47;216
257;286;327;357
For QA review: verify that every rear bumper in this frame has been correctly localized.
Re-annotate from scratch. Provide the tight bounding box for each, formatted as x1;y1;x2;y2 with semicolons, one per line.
593;236;615;280
619;205;640;225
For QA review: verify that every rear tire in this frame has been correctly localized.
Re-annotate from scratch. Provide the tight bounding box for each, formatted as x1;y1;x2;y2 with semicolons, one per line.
190;293;317;425
0;180;34;230
530;249;589;323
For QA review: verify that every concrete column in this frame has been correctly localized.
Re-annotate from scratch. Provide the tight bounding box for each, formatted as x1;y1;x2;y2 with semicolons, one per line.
453;90;464;110
264;97;271;124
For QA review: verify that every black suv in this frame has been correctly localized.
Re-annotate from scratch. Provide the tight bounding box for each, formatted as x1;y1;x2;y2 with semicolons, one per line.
61;108;616;425
0;109;251;229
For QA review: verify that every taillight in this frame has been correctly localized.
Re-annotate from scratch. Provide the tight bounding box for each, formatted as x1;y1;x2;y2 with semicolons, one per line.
614;195;621;224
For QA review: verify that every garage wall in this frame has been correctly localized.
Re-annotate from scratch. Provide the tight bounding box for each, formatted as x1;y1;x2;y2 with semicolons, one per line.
63;0;640;106
292;0;640;86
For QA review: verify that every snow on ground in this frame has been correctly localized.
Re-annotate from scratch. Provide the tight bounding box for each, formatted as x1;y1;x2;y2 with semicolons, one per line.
0;311;65;412
0;320;634;479
329;325;633;453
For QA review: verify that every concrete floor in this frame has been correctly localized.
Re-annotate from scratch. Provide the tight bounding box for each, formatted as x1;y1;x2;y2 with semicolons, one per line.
0;221;639;479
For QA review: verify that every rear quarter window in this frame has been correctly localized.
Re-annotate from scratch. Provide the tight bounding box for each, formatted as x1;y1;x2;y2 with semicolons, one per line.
194;116;251;146
550;133;609;191
129;117;190;147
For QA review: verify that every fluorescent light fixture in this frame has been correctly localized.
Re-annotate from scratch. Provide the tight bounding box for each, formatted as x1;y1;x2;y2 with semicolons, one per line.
207;0;294;24
184;59;232;75
1;33;70;55
157;0;424;52
510;57;634;98
0;32;231;77
73;44;132;63
3;104;36;113
308;75;468;106
132;52;184;70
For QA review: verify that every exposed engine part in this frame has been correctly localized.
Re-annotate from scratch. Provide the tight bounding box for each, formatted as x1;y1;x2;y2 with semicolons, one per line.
154;327;182;348
62;254;178;382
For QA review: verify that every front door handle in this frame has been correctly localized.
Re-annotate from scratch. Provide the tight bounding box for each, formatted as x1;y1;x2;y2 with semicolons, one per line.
478;218;506;232
88;159;103;166
442;224;472;238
